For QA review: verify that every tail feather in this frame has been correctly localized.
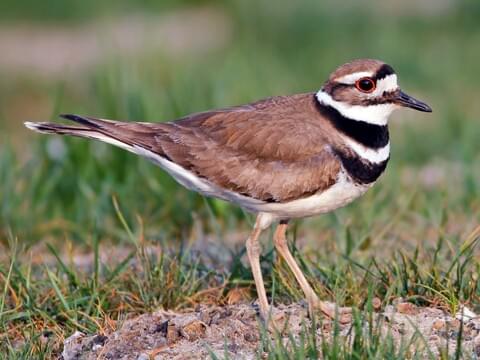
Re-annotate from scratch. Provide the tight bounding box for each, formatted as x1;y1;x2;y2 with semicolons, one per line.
25;113;111;134
25;113;119;136
59;114;104;129
24;115;137;153
24;121;94;136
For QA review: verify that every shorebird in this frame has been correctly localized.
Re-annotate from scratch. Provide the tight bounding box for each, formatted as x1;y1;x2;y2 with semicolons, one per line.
25;59;432;323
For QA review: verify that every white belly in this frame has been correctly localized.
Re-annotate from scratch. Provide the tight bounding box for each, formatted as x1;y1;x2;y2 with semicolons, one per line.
245;170;371;219
131;145;371;221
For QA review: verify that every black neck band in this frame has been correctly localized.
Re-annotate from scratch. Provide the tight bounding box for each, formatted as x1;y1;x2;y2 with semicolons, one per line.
314;97;389;150
333;150;389;184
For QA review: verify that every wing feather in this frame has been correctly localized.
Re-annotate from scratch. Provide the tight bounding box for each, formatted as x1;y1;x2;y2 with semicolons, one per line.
29;93;343;202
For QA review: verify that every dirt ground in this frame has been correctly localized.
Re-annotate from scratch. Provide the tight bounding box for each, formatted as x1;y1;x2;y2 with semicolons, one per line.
62;301;480;360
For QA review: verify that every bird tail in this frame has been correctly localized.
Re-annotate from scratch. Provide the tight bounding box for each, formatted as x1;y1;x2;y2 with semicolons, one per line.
26;114;105;136
24;114;135;152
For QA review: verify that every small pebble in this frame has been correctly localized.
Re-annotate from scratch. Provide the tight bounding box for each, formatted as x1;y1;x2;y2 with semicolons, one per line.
39;334;50;346
396;302;417;315
397;322;406;335
447;319;461;331
432;319;446;330
227;342;240;353
226;287;249;305
474;333;480;347
392;297;404;306
154;321;168;334
456;306;477;321
322;322;332;332
210;312;221;325
244;332;257;342
180;320;207;341
166;322;179;344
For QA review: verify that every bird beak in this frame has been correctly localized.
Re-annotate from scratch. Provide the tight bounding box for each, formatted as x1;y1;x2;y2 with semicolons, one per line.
394;90;432;112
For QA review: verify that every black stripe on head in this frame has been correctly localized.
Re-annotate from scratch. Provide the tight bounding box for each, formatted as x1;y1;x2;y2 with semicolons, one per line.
374;64;395;81
313;98;389;149
334;149;389;184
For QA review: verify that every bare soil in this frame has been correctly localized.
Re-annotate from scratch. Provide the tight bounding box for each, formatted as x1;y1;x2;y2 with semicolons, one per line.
62;301;480;360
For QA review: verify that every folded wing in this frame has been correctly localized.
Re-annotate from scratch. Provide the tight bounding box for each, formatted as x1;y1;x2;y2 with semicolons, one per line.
26;93;342;203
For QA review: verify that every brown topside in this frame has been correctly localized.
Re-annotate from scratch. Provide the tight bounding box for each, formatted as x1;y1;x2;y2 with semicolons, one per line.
327;58;387;82
38;93;354;203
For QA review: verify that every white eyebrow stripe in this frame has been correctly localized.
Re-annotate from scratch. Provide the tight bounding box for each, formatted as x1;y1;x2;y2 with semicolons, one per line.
336;71;373;84
376;74;398;93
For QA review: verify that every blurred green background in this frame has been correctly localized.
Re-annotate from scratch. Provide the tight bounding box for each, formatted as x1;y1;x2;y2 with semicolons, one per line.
0;0;479;249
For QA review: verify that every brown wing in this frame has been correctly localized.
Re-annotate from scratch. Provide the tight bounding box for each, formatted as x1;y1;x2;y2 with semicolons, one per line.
57;93;342;202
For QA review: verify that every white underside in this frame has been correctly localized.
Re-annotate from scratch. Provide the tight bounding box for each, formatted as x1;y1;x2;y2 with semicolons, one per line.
132;144;371;223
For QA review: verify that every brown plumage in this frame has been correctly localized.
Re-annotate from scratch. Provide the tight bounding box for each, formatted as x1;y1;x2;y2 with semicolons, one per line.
327;59;385;81
31;93;346;203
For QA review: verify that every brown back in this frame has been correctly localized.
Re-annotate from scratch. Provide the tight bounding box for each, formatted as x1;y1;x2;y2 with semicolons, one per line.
60;94;347;202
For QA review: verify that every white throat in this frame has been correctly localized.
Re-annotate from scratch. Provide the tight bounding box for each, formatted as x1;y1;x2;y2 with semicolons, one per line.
316;90;396;126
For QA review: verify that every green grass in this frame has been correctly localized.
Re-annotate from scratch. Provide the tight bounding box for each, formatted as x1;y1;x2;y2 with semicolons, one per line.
2;218;479;358
1;0;480;358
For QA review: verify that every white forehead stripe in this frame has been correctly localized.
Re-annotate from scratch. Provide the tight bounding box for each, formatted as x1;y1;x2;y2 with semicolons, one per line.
376;74;398;93
335;71;373;84
316;90;396;126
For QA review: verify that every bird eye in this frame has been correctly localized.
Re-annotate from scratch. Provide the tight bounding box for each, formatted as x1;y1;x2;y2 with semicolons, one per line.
355;78;376;93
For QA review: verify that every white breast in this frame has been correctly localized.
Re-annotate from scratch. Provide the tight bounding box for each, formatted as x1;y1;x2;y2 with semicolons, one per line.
245;170;371;219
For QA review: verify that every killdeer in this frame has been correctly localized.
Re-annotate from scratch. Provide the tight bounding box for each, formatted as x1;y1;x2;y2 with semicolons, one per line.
25;59;432;323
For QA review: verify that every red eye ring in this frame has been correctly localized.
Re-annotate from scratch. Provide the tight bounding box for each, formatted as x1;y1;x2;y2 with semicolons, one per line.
355;77;376;93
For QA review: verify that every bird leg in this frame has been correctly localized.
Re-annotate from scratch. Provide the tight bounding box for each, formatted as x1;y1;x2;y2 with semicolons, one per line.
245;214;271;321
273;220;352;324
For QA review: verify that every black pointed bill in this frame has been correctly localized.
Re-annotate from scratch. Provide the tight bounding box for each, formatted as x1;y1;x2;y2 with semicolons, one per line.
395;90;432;112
